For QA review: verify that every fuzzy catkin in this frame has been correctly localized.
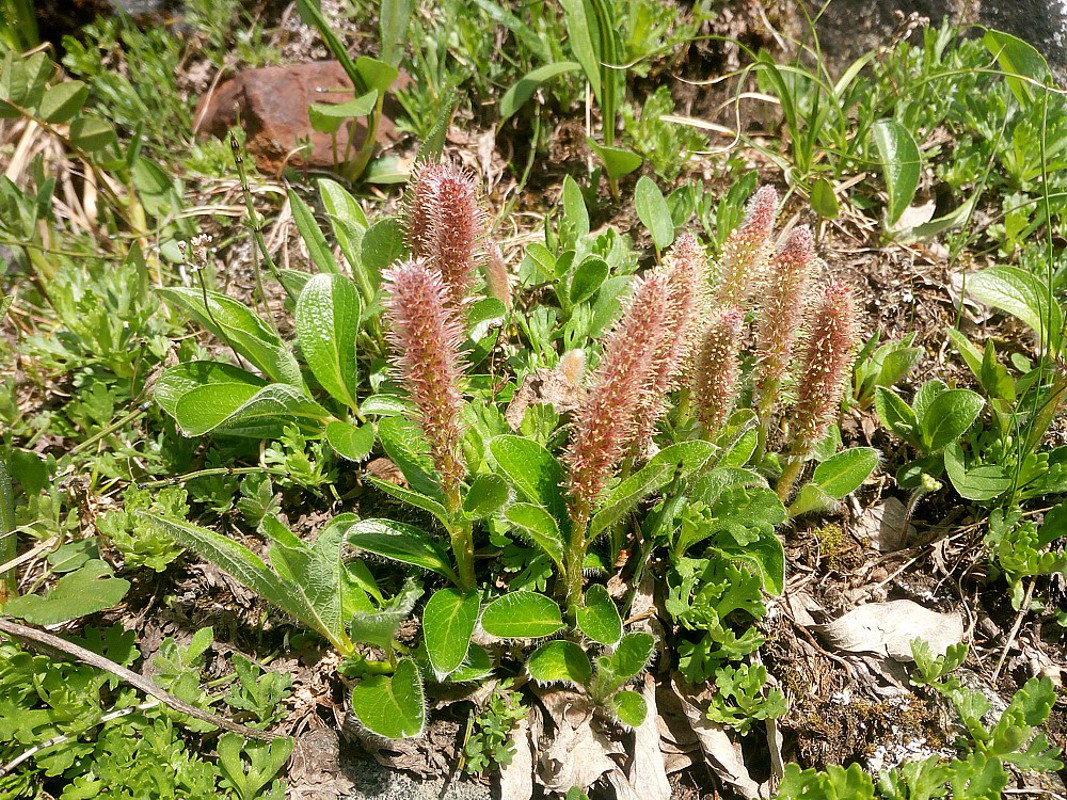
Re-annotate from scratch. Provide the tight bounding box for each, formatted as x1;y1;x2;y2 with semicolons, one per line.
791;281;860;454
632;233;710;445
716;185;778;307
382;259;467;509
402;162;488;308
691;306;744;436
565;273;673;522
755;226;817;402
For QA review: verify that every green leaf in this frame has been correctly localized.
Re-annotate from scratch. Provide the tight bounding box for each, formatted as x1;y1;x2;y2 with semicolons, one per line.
568;256;609;306
69;116;116;152
811;447;879;499
587;141;643;180
810;177;839;219
3;560;129;625
561;175;589;238
966;266;1063;353
984;30;1051;105
308;90;379;134
480;591;564;639
360;217;405;278
943;442;1011;502
172;383;330;438
347;519;459;585
38;80;87;124
611;690;647;727
526;640;593;684
423;588;480;677
217;733;294;800
348;578;420;651
154;361;266;419
874;386;919;446
634;176;674;250
576;584;622;645
788;483;838;517
504;502;565;570
500;61;581;121
378;416;444;500
600;631;654;681
356;56;399;93
589;441;716;538
365;474;450;528
139;513;353;649
364;156;411;184
263;514;364;653
325;420;375;461
559;0;601;102
489;435;568;525
871;119;921;228
350;658;425;738
462;474;509;519
160;287;303;386
920;389;985;451
288;189;340;274
380;0;414;68
296;273;361;409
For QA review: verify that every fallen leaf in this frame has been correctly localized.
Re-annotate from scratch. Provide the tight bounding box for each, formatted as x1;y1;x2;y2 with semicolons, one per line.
534;688;622;793
497;717;534;800
670;677;762;799
626;675;671;800
817;600;964;661
854;497;915;552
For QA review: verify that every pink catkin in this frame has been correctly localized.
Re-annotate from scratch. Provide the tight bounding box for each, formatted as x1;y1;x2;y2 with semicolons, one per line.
755;226;817;402
565;273;673;523
716;185;778;307
402;162;488;308
632;233;709;446
691;307;745;436
382;259;468;509
791;281;861;454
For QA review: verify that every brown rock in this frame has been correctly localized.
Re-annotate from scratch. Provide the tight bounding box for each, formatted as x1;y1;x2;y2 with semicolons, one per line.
193;61;401;175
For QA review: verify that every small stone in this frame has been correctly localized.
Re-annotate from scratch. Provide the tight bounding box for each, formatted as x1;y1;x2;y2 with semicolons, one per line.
194;61;403;174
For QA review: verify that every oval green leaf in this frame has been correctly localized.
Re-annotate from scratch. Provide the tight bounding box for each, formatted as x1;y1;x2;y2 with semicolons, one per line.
350;658;425;739
296;273;361;410
423;588;480;677
480;591;563;639
635;176;674;251
526;640;593;685
611;689;647;728
920;389;985;451
576;584;622;646
346;519;459;585
871;119;920;228
325;420;375;461
811;447;880;499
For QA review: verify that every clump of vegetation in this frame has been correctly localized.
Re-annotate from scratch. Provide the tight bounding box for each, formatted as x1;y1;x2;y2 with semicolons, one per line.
0;3;1064;798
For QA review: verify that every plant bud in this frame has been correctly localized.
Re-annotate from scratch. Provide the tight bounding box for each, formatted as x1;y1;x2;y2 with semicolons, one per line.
691;306;744;437
403;161;488;309
382;259;467;509
791;281;861;454
565;273;673;523
716;185;777;307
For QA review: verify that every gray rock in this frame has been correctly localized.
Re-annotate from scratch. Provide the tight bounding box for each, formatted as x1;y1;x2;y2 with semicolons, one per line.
811;0;1066;79
344;761;492;800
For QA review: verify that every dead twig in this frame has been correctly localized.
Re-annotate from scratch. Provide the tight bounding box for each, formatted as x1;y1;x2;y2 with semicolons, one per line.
0;617;279;744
